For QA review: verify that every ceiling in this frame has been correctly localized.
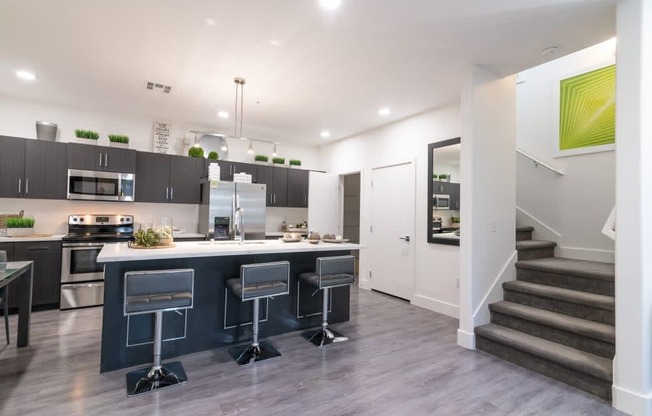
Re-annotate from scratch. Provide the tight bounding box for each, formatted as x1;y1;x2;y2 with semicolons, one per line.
0;0;615;146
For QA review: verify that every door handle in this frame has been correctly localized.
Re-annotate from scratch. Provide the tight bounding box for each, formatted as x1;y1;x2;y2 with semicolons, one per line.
166;187;169;200
170;187;174;200
104;153;109;167
399;236;411;242
18;178;22;195
25;179;29;195
99;153;103;167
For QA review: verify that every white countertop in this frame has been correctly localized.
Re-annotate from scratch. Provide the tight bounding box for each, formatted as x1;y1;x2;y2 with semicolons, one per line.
97;239;363;263
0;234;65;242
433;232;460;241
172;232;205;239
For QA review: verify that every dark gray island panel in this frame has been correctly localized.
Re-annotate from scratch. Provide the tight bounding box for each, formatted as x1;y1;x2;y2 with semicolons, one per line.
100;250;351;373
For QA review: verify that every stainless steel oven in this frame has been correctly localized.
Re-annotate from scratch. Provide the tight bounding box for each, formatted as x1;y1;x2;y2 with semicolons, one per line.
434;194;450;210
67;169;135;202
60;214;134;310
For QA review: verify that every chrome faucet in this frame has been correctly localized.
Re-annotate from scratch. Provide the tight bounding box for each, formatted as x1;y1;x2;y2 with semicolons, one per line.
234;207;245;244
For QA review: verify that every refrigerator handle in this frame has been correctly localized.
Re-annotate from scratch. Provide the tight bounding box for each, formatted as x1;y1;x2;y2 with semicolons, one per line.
232;194;236;237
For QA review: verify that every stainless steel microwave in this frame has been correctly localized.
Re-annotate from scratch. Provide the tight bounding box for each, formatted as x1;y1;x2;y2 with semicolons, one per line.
67;169;135;201
434;194;450;210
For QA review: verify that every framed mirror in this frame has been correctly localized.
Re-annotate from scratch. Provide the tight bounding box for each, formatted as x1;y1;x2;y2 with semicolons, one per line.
428;137;461;245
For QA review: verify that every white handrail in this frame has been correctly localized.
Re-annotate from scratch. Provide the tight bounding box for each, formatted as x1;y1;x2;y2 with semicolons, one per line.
516;148;564;175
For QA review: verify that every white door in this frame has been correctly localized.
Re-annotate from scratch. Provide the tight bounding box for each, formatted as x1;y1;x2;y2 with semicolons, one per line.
369;162;415;300
307;171;341;235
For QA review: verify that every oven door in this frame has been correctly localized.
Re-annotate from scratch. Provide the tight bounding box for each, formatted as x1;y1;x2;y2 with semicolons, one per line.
61;243;105;283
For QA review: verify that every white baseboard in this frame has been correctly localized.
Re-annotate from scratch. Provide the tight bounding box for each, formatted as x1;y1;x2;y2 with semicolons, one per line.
411;294;459;319
613;384;652;416
558;246;615;263
457;328;476;350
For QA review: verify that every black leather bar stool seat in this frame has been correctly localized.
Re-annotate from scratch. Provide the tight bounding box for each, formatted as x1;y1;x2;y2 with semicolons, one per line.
299;255;355;347
124;269;194;396
226;261;290;366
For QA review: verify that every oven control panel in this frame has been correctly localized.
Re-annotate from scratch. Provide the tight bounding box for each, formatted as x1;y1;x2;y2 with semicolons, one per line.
68;215;134;225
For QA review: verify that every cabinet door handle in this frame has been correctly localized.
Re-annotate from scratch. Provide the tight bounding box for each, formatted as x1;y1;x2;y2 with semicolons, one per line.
18;178;22;195
273;193;276;204
26;246;51;251
25;179;29;195
170;187;174;200
166;187;169;200
104;153;109;167
99;153;103;167
304;195;307;206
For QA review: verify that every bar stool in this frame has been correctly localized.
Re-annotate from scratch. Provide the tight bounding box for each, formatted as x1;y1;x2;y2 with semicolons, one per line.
299;255;355;347
123;269;194;396
226;261;290;366
0;250;8;344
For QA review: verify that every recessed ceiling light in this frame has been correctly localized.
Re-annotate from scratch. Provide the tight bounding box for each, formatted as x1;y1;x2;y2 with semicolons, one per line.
270;39;280;46
320;130;331;138
15;70;36;81
206;18;215;25
217;111;229;119
378;107;391;116
319;0;341;10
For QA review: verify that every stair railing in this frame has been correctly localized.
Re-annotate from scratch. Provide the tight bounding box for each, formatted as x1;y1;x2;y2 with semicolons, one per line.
602;206;616;240
516;148;565;176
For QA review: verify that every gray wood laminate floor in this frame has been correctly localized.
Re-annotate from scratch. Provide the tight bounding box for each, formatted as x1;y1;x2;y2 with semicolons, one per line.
0;288;624;416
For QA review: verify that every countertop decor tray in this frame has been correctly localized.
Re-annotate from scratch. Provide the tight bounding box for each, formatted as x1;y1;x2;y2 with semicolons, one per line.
128;242;176;249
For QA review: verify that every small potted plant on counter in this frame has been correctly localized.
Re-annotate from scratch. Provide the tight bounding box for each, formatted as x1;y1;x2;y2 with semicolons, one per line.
254;154;269;164
272;157;285;165
289;159;301;167
108;134;129;148
207;151;219;160
5;217;35;237
438;173;450;182
75;129;100;145
188;146;205;158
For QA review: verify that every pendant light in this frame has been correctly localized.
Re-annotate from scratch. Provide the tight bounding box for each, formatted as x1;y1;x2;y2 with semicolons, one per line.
272;143;278;157
247;140;254;154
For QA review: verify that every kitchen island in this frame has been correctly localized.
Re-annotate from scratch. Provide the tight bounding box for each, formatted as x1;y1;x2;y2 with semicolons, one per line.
97;240;362;373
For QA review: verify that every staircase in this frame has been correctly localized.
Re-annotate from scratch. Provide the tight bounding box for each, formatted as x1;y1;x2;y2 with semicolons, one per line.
475;225;615;401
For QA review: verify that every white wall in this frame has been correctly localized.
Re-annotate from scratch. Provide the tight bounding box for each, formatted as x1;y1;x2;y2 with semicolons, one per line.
320;103;462;318
612;1;652;414
458;66;516;349
516;40;616;262
0;94;320;233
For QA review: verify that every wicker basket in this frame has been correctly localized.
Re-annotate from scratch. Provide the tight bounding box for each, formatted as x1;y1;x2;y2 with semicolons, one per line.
0;210;24;236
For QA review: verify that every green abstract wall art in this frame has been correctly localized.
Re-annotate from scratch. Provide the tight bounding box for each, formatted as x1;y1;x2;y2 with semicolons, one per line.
559;64;616;151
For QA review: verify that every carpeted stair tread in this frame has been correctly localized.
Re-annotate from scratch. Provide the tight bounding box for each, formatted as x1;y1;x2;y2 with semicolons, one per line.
489;301;614;343
516;257;614;281
516;240;557;250
503;280;614;311
516;225;534;232
475;323;612;382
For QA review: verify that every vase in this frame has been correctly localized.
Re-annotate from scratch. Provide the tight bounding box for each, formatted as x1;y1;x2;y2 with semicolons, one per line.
6;227;34;237
109;142;129;149
77;138;98;145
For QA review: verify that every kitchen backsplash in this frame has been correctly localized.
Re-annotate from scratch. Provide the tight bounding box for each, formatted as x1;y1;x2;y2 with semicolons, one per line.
0;198;307;236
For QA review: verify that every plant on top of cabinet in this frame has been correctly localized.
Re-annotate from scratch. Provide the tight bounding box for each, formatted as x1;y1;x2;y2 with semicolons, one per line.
254;154;268;162
108;134;129;148
5;217;35;237
272;157;285;165
188;146;204;158
438;173;450;182
289;159;301;167
207;151;219;160
75;129;99;144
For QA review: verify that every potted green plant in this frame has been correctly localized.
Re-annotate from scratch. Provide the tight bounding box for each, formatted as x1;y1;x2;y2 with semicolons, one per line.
108;134;129;148
289;159;301;167
272;157;285;165
75;129;100;145
5;217;35;237
207;151;219;160
188;146;205;158
438;173;450;182
254;154;269;164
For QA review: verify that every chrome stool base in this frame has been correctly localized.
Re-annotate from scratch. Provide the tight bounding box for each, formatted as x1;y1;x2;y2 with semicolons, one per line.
302;328;348;347
229;340;282;366
126;361;188;397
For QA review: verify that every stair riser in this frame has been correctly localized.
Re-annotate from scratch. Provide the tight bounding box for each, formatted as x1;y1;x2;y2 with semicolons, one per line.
516;269;614;296
517;247;555;261
503;290;615;325
475;336;611;401
490;311;614;359
516;230;532;241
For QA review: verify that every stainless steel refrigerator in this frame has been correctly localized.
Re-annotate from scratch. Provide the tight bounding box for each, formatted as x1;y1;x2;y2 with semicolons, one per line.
199;182;267;240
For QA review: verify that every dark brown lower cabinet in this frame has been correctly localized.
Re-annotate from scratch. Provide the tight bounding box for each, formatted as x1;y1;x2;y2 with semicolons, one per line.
0;241;61;311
